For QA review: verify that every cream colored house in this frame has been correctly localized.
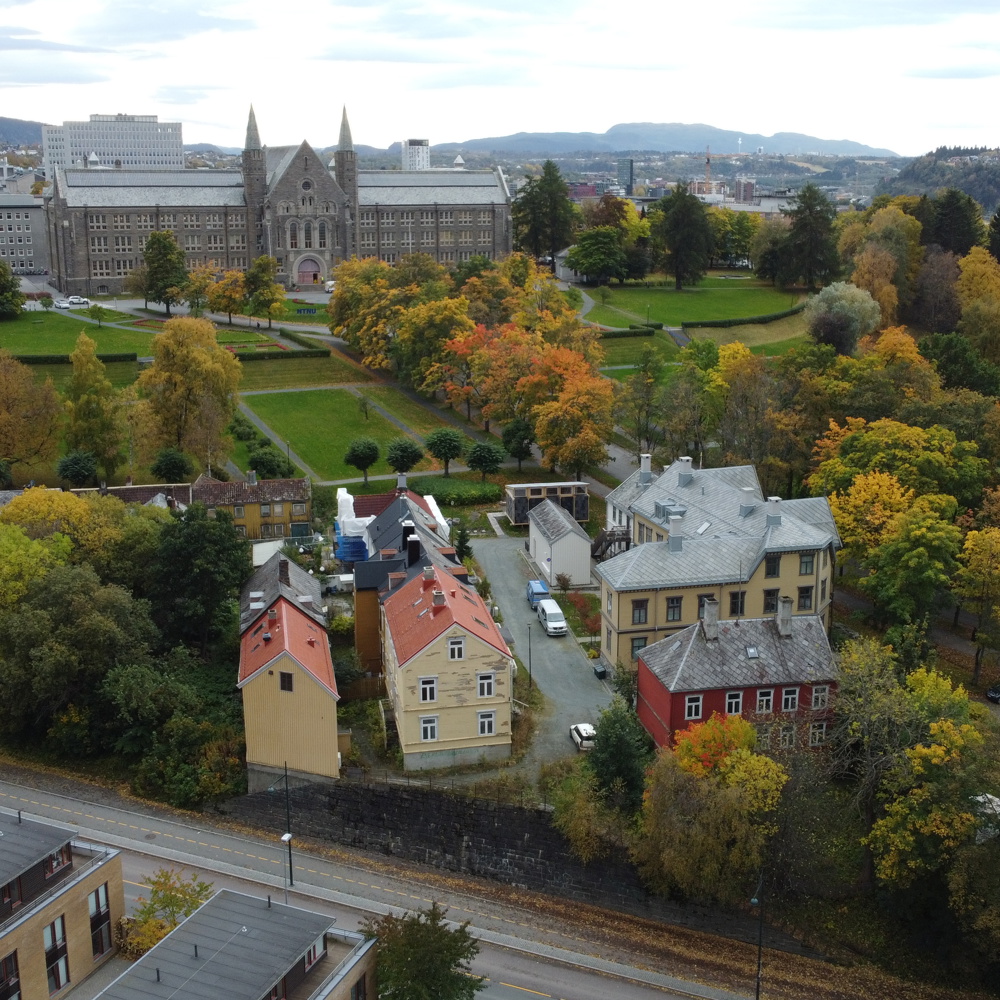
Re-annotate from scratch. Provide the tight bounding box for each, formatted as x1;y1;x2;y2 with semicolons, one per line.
381;566;514;771
597;457;839;668
238;597;341;791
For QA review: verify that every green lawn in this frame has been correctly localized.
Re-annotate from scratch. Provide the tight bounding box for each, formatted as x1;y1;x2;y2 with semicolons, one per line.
243;388;434;480
359;385;462;438
28;360;140;390
687;311;810;350
0;312;158;355
585;280;802;329
216;329;272;346
599;331;679;367
238;353;371;391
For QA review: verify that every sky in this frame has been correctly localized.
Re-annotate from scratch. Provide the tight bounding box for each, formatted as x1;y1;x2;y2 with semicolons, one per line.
1;0;999;158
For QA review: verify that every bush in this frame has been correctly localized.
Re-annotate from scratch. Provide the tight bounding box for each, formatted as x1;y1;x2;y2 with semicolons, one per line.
13;352;138;364
277;327;332;354
236;348;330;361
407;476;502;505
230;413;257;442
599;327;654;340
682;303;805;330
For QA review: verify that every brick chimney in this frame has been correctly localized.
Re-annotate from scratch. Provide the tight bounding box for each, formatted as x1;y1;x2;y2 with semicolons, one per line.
268;607;278;623
278;558;290;585
432;590;446;606
777;595;794;637
702;597;719;641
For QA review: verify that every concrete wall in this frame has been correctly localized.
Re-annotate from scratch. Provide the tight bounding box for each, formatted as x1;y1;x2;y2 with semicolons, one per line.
223;781;809;953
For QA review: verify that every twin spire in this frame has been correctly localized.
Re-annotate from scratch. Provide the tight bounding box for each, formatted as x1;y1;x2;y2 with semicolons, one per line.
243;105;353;153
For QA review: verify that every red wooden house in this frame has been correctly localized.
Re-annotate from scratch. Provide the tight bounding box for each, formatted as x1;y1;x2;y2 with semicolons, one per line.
636;596;837;751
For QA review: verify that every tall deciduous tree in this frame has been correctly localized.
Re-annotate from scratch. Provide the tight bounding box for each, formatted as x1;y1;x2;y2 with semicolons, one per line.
424;428;465;477
829;471;915;568
803;281;881;355
344;437;379;483
143;231;187;316
780;182;839;289
137;317;241;466
0;350;62;471
954;527;1000;684
588;696;653;814
501;417;534;472
620;345;665;457
565;226;627;285
361;903;485;1000
245;255;285;329
651;182;712;290
0;259;25;319
465;441;505;482
512;160;577;262
207;270;247;324
65;332;124;480
386;438;424;474
151;504;250;651
0;523;70;610
184;265;215;317
913;246;961;333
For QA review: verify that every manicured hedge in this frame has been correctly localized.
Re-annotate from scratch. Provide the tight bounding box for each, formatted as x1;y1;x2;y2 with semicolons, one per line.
682;304;806;330
407;476;502;505
600;327;654;339
236;348;331;362
15;352;138;364
278;327;332;354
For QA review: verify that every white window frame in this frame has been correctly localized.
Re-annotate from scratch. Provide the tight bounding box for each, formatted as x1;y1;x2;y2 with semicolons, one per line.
478;711;496;737
756;689;773;713
782;687;799;712
685;694;703;720
811;684;829;710
419;677;437;703
726;691;742;715
448;637;465;660
809;721;827;746
420;716;438;742
477;673;494;698
779;724;795;749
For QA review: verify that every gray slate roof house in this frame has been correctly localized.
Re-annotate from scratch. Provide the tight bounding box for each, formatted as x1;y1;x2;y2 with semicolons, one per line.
240;552;326;634
527;498;592;586
528;498;589;546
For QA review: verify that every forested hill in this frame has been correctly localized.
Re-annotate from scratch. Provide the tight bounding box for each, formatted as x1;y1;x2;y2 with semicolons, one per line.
0;117;44;147
877;148;1000;216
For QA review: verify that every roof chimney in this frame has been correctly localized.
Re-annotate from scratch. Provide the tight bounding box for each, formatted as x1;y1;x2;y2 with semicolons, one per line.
422;566;435;582
777;595;794;637
248;469;257;486
677;456;693;487
739;486;756;518
307;636;316;646
667;515;683;552
407;535;421;567
278;558;290;585
432;590;446;606
766;496;782;527
268;607;278;622
397;473;407;491
639;454;652;487
702;597;719;641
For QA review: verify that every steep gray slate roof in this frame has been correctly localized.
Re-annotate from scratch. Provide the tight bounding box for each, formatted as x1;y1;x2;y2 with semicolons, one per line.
0;814;74;885
97;890;334;1000
640;615;835;693
597;535;763;591
240;552;325;634
357;168;510;206
529;499;589;544
57;167;245;207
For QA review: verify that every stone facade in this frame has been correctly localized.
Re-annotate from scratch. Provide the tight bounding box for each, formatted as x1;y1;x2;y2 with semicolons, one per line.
45;107;512;297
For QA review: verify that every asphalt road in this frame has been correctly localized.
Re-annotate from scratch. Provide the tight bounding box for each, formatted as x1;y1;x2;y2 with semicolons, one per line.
0;785;742;1000
471;537;613;780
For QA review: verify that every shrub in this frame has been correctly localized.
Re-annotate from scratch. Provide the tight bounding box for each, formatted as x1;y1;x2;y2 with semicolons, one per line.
682;303;805;330
230;413;257;442
277;327;332;354
599;327;654;340
407;477;502;505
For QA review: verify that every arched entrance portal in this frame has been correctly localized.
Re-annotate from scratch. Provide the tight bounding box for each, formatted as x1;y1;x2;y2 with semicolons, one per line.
296;256;323;285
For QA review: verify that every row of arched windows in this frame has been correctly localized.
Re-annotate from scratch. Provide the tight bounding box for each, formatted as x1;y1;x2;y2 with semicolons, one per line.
288;222;328;250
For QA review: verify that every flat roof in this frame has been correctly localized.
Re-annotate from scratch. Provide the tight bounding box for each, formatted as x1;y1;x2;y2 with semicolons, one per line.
97;890;335;1000
0;812;75;885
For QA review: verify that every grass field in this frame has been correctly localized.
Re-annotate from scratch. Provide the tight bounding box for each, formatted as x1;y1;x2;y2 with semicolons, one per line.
359;385;460;438
687;311;810;351
585;279;802;329
237;352;372;391
28;360;141;389
0;312;157;354
599;331;680;367
243;388;435;480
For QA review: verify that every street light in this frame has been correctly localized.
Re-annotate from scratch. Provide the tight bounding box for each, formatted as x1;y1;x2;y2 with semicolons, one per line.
527;623;533;689
280;833;292;903
750;873;764;1000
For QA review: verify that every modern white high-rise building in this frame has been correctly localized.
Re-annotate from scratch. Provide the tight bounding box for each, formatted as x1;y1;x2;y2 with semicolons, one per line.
401;138;430;170
42;113;184;174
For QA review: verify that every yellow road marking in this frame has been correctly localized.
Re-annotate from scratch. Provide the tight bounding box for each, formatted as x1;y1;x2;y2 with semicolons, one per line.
500;985;551;997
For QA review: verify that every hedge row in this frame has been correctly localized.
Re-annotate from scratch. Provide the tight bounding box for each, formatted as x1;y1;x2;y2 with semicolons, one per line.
235;348;331;362
600;327;655;339
16;352;138;364
682;303;805;330
278;327;332;355
23;291;53;301
407;476;503;506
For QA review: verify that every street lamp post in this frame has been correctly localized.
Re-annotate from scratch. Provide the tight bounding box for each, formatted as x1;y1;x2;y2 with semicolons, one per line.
750;874;764;1000
527;623;533;689
280;833;292;903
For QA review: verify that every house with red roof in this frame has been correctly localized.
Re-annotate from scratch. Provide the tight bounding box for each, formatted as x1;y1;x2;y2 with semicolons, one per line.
381;566;514;770
238;596;341;791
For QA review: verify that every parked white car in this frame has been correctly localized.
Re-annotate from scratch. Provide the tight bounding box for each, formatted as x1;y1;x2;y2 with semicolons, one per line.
67;295;90;306
54;299;71;309
570;723;596;751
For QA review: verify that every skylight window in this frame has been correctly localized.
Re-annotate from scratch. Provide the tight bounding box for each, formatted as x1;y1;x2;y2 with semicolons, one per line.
746;646;760;659
696;521;711;535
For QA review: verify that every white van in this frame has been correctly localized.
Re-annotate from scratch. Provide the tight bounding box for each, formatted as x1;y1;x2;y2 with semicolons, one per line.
324;280;336;293
537;598;568;636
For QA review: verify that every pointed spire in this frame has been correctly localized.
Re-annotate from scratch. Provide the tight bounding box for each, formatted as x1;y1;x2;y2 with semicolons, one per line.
339;106;353;153
245;105;261;151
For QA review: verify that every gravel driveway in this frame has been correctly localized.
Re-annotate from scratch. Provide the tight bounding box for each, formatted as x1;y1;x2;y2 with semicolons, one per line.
472;537;614;783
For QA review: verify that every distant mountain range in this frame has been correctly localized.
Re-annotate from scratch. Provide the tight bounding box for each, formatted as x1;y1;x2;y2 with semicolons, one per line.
2;115;897;159
432;123;899;158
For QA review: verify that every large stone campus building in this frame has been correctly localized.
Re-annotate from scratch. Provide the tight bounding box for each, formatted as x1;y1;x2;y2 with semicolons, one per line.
45;108;513;297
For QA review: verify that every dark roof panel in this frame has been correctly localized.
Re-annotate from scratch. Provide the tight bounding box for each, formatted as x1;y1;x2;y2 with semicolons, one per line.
0;813;75;885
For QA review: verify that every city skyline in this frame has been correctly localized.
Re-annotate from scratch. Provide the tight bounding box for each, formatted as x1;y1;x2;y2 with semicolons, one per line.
1;0;998;157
